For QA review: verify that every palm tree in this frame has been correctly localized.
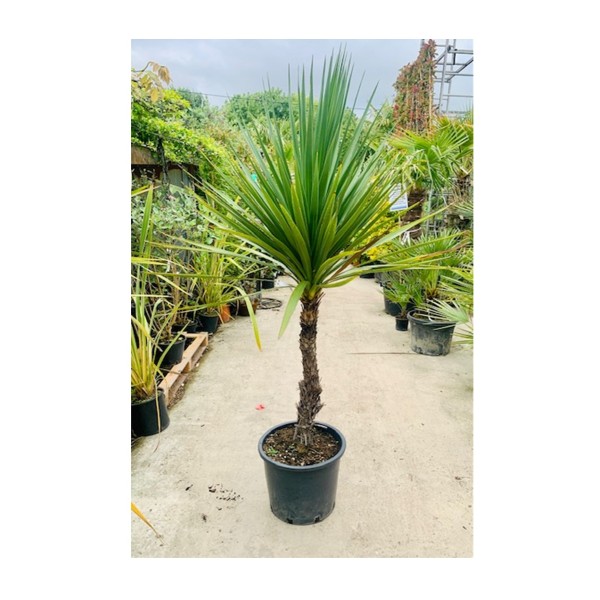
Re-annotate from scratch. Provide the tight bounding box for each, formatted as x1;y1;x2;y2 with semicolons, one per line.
204;51;442;446
390;115;472;234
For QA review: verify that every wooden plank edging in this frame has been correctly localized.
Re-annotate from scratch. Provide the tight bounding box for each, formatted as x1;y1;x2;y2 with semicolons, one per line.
159;332;209;407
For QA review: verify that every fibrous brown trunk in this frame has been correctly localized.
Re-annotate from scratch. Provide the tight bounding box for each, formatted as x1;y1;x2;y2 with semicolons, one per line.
295;293;324;446
401;189;427;239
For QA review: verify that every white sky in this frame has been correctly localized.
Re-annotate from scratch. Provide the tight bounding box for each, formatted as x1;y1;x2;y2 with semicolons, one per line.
131;38;473;114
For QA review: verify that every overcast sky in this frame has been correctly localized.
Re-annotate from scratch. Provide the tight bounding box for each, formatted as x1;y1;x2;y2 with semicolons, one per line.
131;39;473;114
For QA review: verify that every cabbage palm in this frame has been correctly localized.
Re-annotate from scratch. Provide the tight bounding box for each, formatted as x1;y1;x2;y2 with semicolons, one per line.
204;51;442;445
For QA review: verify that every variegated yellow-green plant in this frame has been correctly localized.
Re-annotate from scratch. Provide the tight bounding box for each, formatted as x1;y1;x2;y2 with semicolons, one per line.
203;50;451;444
131;187;185;406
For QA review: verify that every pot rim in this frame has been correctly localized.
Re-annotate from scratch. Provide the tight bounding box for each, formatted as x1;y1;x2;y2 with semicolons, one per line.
258;421;346;472
407;308;456;327
131;388;165;406
158;333;186;344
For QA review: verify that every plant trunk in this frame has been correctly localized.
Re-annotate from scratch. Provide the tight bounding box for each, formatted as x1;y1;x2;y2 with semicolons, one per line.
401;189;427;239
295;294;324;446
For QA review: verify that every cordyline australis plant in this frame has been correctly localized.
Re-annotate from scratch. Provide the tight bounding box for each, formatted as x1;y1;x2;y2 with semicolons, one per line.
203;50;442;445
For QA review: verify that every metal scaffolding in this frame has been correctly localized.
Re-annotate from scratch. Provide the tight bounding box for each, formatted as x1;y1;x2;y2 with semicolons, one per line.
428;39;473;116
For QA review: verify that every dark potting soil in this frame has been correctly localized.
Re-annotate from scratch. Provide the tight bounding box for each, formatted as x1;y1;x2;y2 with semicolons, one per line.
262;424;340;466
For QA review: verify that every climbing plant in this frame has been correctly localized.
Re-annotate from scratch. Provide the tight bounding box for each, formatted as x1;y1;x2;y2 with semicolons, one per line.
392;39;437;134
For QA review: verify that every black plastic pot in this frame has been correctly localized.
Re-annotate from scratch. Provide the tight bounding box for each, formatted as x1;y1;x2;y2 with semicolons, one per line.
131;390;170;437
197;313;219;334
173;319;201;334
261;278;275;289
384;297;402;316
258;421;346;525
172;322;189;334
155;336;186;368
374;270;391;285
395;316;409;331
173;321;201;348
407;310;456;356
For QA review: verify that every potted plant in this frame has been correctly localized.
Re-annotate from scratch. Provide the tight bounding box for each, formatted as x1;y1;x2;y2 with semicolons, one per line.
258;264;279;290
161;226;264;338
192;235;231;334
131;299;171;437
427;253;473;346
152;306;186;367
202;51;445;524
132;183;200;365
144;262;189;366
131;186;183;435
235;279;261;316
390;116;471;235
142;262;189;368
388;229;471;355
381;276;414;331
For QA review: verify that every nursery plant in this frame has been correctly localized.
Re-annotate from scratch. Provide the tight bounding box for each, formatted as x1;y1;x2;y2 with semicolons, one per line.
190;231;247;332
392;39;437;134
202;50;451;523
206;51;433;440
131;295;178;401
385;228;472;355
131;184;199;342
131;187;184;435
426;227;474;345
428;267;473;345
386;228;469;313
382;273;416;319
192;237;230;317
390;117;472;232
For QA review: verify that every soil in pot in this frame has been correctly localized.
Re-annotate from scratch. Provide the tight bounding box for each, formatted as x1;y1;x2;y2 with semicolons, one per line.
262;423;340;466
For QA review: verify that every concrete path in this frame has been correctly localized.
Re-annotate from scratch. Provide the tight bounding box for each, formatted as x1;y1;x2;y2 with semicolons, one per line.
131;275;473;557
